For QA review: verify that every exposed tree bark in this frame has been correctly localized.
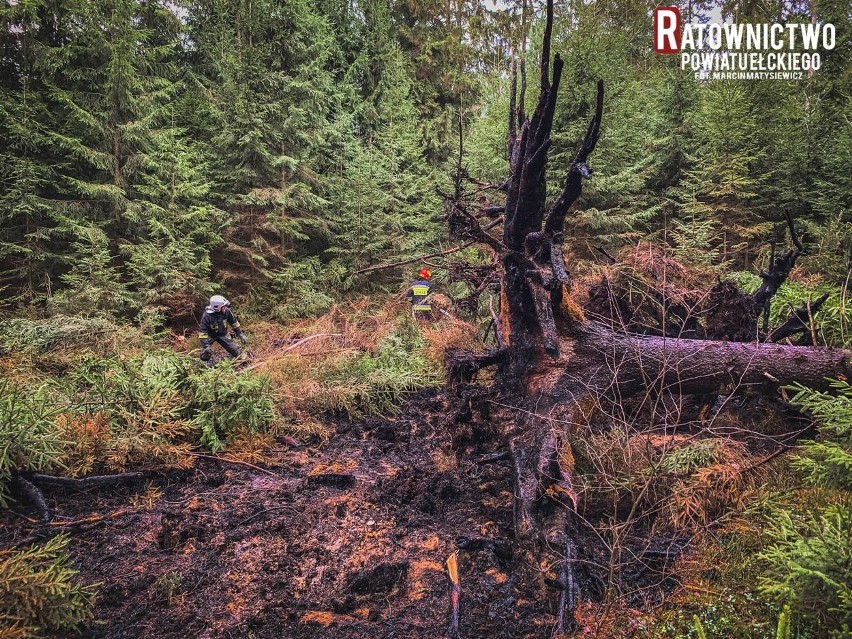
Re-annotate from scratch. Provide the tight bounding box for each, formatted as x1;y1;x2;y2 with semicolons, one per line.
15;474;50;524
545;321;851;401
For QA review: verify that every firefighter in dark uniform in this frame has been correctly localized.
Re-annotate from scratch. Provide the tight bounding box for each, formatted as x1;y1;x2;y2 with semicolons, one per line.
198;295;247;362
406;268;433;319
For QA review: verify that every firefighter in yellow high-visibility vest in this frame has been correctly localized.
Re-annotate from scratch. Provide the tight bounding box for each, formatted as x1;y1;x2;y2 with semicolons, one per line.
406;268;433;319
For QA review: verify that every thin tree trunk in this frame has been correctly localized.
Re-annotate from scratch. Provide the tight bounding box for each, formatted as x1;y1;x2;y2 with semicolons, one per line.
113;130;121;187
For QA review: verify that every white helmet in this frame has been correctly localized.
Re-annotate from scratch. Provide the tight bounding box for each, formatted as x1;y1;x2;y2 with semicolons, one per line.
209;294;230;311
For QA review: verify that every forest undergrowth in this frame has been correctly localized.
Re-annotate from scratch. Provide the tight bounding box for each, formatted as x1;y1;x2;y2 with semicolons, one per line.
1;263;850;639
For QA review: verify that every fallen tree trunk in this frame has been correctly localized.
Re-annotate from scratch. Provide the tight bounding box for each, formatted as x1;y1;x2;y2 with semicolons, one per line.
536;321;852;402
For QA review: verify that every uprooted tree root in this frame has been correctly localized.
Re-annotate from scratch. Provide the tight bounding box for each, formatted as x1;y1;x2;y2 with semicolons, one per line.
445;347;508;390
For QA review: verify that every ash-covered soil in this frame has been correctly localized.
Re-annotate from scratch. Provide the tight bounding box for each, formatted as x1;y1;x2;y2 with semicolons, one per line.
3;390;573;639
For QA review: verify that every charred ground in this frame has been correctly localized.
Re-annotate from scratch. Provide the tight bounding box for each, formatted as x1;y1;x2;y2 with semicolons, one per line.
3;377;808;639
4;390;548;638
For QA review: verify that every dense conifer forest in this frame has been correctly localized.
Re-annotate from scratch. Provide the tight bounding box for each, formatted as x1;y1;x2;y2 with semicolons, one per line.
0;1;850;638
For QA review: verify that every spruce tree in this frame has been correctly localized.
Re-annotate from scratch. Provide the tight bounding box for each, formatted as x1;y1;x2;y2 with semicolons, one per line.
4;0;179;311
0;1;71;302
669;81;770;267
330;0;442;278
185;0;340;287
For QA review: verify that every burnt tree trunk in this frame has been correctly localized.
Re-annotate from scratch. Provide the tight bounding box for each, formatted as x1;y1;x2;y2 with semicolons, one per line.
447;0;852;632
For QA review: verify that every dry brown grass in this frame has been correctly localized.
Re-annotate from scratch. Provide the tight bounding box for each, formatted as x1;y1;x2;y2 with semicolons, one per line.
57;412;194;476
576;242;713;335
578;425;765;535
649;436;760;532
574;601;647;638
419;315;478;366
622;242;713;301
218;430;278;464
244;296;474;437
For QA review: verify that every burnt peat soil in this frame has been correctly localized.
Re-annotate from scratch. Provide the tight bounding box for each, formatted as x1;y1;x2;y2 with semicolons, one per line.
2;390;583;639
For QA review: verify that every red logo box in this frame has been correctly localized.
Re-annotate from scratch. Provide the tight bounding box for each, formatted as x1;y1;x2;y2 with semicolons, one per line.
654;7;681;53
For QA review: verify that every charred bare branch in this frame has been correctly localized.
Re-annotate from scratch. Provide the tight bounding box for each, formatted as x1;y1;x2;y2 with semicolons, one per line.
504;123;529;247
476;450;512;464
510;436;537;540
15;474;50;524
544;80;604;239
356;241;478;275
554;536;579;637
28;472;144;489
518;58;527;129
452;203;504;252
450;258;500;317
185;452;277;476
768;293;830;344
593;244;616;264
467;178;510;193
530;280;560;358
550;241;571;287
508;60;518;158
785;209;805;252
540;0;553;91
753;211;808;320
446;113;506;254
